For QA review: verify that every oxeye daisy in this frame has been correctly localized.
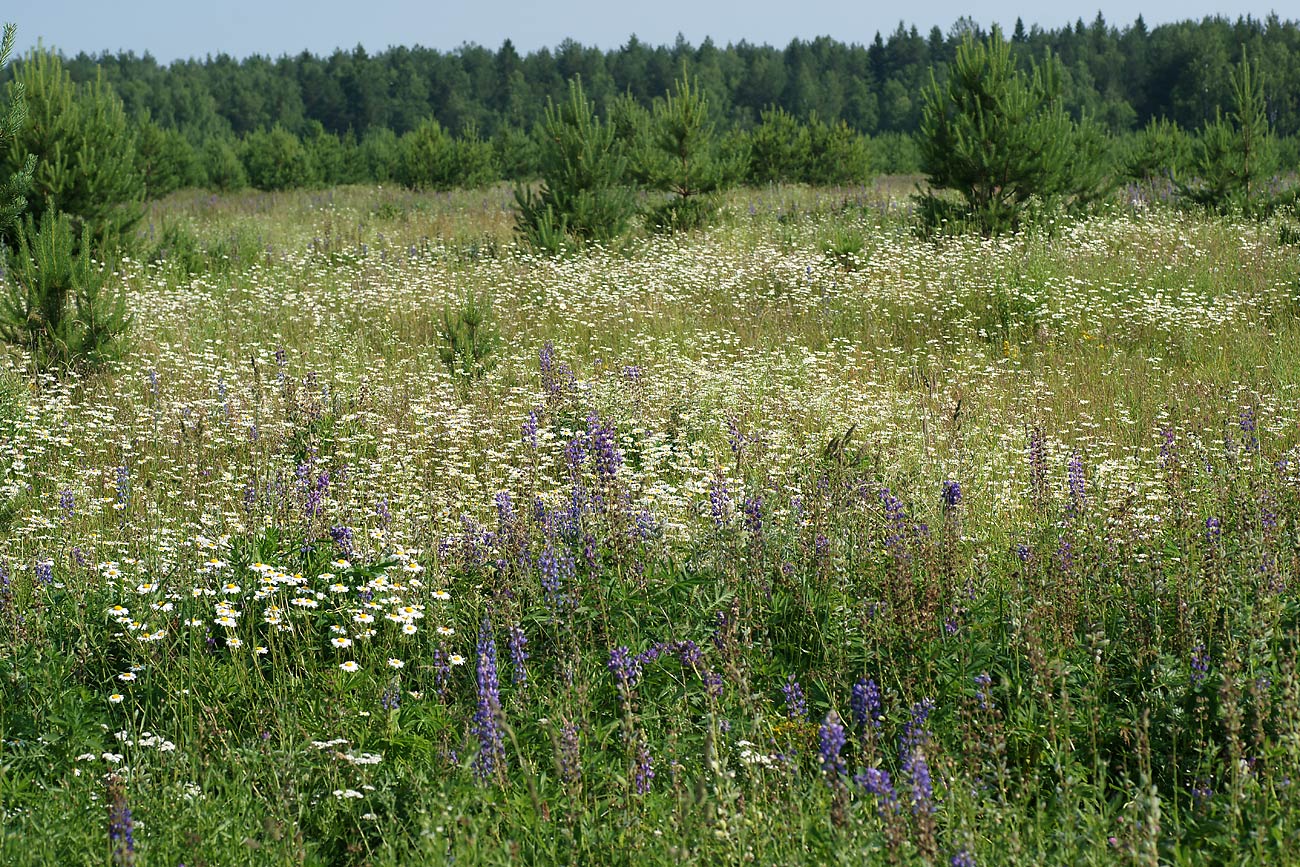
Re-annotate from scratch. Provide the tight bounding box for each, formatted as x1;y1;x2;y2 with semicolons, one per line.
448;654;466;666
108;693;124;704
388;658;404;668
117;672;137;682
340;661;360;673
401;623;417;635
436;625;455;637
331;637;353;648
226;637;244;649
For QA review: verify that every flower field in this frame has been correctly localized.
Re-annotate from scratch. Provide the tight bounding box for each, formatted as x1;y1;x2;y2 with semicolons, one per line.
3;184;1300;865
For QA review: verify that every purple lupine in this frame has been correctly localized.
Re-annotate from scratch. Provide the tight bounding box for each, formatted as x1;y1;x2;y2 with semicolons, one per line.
856;767;899;815
495;491;516;538
508;625;529;687
587;413;623;481
107;775;135;866
34;560;53;585
900;699;935;763
1205;516;1222;545
473;619;505;779
564;434;587;477
909;750;935;815
851;678;883;729
432;647;452;702
634;738;655;794
880;488;908;557
743;495;763;541
558;721;582;784
608;646;642;692
727;417;745;462
1241;406;1259;453
115;465;130;510
538;544;574;612
329;525;354;558
374;496;391;529
521;409;540;450
1159;426;1176;466
58;489;74;518
951;850;976;867
942;480;962;509
1191;645;1210;687
974;673;993;710
1067;453;1085;515
818;711;847;779
782;674;808;721
381;680;401;711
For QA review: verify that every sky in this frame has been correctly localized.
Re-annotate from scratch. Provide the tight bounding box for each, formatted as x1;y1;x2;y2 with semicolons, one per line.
8;1;1290;63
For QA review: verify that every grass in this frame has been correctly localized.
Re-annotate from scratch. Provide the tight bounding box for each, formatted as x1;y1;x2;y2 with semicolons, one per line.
3;181;1300;865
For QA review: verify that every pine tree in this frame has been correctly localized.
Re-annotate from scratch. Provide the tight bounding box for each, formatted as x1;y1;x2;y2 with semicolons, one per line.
514;77;635;252
641;70;739;232
1;49;143;247
1180;49;1276;214
0;211;131;372
916;30;1105;235
0;24;34;242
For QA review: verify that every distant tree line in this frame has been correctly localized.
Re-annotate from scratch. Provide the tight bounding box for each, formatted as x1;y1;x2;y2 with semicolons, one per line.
0;12;1295;196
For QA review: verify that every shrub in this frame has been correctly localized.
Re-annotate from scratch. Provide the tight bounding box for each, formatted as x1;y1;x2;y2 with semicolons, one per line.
1;49;143;246
514;77;636;251
0;211;131;372
396;118;456;191
1123;118;1193;183
202;136;248;192
360;127;402;184
135;117;204;199
748;106;810;185
805;114;872;186
241;126;314;191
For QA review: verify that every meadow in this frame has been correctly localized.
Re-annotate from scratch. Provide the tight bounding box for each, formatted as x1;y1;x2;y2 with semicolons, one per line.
3;182;1300;865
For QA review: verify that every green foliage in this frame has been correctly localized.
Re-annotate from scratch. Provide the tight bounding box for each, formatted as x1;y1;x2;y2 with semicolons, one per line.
1123;117;1193;182
396;118;455;191
0;24;34;241
917;30;1109;236
748;106;810;185
437;289;498;382
134;116;204;199
871;131;921;174
640;72;740;233
804;114;872;186
493;124;540;181
200;136;247;192
1;49;144;246
240;126;314;191
302;121;358;186
514;77;636;251
1180;50;1277;214
360;126;402;183
453;122;499;189
0;211;131;372
395;119;497;192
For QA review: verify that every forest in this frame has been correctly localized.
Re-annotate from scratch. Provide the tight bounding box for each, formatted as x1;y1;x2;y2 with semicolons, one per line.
3;13;1298;192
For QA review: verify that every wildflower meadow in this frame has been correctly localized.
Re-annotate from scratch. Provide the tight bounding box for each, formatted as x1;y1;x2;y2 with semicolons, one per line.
4;182;1300;865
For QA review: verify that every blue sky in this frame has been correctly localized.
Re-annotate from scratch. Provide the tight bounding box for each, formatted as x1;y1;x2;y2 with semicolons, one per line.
8;1;1290;62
